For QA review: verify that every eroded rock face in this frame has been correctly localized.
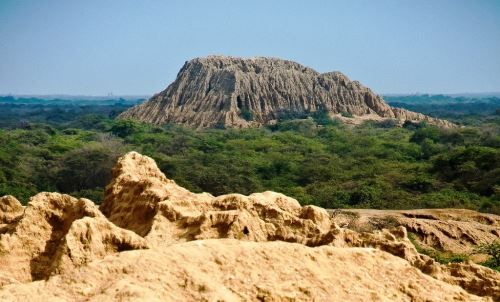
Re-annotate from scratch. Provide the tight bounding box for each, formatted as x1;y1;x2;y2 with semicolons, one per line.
99;152;499;299
334;209;500;255
0;196;23;228
0;152;498;301
100;151;214;238
337;226;500;299
119;56;454;128
0;192;147;284
101;152;333;247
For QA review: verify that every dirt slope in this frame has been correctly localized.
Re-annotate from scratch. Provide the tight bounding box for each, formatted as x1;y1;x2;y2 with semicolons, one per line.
0;240;486;302
332;209;499;255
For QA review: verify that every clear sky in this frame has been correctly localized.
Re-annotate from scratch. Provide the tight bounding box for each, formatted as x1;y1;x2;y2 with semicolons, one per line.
0;0;499;95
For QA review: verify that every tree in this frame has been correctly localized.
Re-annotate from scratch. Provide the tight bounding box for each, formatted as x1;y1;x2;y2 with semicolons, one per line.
432;146;499;196
51;141;125;199
410;126;441;144
110;119;144;138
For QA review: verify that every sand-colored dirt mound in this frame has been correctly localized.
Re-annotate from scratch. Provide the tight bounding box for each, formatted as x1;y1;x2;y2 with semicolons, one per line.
334;226;499;299
0;151;498;301
0;196;23;225
120;56;454;128
333;209;499;254
0;240;486;302
0;192;147;285
100;152;333;247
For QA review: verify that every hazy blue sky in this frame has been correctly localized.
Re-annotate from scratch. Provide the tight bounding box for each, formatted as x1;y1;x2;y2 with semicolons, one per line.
0;0;499;95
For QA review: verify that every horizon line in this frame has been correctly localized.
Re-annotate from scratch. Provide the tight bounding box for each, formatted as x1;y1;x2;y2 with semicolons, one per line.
1;92;500;98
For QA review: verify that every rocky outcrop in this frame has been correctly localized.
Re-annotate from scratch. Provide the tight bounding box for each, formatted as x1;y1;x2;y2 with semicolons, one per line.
333;209;500;299
0;196;23;226
0;192;147;284
0;152;497;301
392;107;454;128
120;56;454;128
338;226;500;299
99;152;499;299
100;152;333;247
333;209;500;255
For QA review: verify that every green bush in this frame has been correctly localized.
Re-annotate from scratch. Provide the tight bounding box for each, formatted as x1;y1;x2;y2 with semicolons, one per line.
474;241;500;271
340;111;353;118
240;108;254;121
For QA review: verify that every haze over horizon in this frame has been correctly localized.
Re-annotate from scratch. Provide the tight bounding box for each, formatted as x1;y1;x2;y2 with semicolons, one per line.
1;0;499;96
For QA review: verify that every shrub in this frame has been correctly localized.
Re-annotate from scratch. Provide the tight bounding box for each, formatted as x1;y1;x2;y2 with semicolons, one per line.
410;126;441;144
311;109;336;125
374;119;399;128
474;241;500;271
240;108;254;121
340;111;353;118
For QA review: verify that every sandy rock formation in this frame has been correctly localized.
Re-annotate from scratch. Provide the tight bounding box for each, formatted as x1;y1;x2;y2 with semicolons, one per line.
119;56;454;128
0;240;486;302
101;151;333;247
0;196;23;227
333;209;500;254
99;152;499;299
336;226;500;299
0;192;147;285
0;151;498;301
391;107;454;128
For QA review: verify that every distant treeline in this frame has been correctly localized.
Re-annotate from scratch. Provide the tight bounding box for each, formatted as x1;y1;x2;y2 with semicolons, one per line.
0;95;146;105
385;94;500;125
0;96;145;128
384;94;500;104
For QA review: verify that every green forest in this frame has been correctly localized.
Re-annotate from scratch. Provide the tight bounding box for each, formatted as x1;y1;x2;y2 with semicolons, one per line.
0;95;499;214
385;94;500;125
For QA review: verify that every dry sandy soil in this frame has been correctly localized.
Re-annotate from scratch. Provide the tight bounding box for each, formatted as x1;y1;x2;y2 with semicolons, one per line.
332;208;499;255
0;152;498;301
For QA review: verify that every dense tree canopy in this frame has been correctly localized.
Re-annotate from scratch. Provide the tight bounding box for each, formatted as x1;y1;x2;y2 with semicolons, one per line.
0;96;498;214
0;105;498;215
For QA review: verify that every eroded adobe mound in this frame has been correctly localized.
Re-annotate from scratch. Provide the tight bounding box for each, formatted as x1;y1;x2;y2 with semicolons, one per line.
0;152;498;301
0;240;486;302
119;56;454;128
101;152;334;247
0;196;23;226
0;192;147;285
334;209;500;255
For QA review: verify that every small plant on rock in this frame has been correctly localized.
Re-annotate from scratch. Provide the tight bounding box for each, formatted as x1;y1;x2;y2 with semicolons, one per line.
474;241;500;271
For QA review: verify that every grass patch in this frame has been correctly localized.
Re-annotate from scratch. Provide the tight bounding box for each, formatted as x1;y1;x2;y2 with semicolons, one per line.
408;232;470;264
